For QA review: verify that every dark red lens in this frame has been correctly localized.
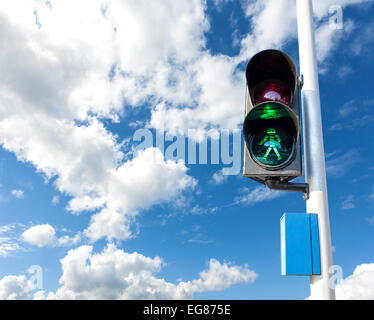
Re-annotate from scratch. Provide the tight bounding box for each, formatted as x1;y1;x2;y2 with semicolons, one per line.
252;80;292;106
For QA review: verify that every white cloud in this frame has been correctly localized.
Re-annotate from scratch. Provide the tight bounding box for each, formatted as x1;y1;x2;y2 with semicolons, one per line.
0;224;23;256
366;215;374;225
0;0;368;173
312;0;371;17
338;100;358;118
22;224;56;248
35;244;257;300
82;148;197;242
0;1;199;242
325;150;359;177
329;115;374;132
0;224;18;234
0;238;20;257
235;186;284;206
2;111;196;243
1;117;123;196
51;195;59;205
336;263;374;299
0;276;33;300
21;224;80;248
210;170;228;185
240;0;297;57
148;54;243;135
148;0;300;136
184;258;257;293
149;0;369;135
350;22;374;55
331;98;374;130
337;65;353;79
0;0;369;139
56;233;81;247
312;0;374;64
239;0;370;67
11;189;24;199
315;18;354;63
341;195;355;210
84;208;133;243
212;0;233;10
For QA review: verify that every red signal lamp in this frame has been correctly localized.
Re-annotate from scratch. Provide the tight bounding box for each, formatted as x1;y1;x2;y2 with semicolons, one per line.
252;80;292;106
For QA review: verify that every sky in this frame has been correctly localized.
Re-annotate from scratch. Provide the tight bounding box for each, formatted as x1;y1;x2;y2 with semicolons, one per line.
0;0;374;300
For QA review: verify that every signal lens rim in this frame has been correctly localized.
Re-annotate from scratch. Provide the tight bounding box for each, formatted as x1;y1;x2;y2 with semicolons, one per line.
243;101;299;171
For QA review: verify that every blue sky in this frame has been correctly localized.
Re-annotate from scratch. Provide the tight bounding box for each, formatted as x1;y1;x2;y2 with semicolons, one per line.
0;0;374;300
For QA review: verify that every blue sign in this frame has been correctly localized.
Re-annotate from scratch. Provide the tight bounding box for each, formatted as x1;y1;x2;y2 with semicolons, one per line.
280;213;321;276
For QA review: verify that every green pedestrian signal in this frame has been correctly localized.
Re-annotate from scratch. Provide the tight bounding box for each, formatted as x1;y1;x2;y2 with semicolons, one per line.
243;49;302;183
244;102;297;170
259;128;282;161
252;126;294;167
259;128;282;160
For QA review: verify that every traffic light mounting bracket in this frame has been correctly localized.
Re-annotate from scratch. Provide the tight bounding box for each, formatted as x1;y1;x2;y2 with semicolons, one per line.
265;178;309;200
298;74;304;90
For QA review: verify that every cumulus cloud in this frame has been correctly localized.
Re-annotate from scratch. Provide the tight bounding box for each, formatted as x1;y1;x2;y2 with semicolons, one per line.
0;1;199;242
0;276;34;300
0;244;257;300
34;244;257;300
21;224;80;248
336;263;374;299
239;0;297;58
82;147;197;242
148;54;243;135
184;258;257;293
22;224;56;247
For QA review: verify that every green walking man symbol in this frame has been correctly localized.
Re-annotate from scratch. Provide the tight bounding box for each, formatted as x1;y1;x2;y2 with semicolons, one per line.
258;128;282;160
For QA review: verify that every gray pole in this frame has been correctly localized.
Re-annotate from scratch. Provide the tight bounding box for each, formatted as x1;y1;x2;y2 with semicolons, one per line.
296;0;336;300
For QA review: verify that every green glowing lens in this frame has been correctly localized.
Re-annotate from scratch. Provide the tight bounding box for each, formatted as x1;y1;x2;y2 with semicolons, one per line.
247;103;291;121
244;102;297;168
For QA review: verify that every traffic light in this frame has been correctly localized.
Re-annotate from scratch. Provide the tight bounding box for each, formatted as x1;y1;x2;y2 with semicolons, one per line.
243;49;304;188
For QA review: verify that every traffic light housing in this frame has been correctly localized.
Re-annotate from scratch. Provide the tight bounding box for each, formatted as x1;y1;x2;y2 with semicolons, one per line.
243;49;302;185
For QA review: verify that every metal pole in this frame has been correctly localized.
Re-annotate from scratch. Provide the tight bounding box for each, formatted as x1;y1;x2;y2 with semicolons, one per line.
296;0;336;300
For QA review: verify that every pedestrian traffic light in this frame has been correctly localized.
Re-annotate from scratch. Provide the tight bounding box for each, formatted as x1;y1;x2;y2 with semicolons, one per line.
243;49;303;186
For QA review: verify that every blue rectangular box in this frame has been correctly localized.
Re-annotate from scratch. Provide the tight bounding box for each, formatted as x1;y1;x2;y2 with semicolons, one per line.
280;213;321;276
